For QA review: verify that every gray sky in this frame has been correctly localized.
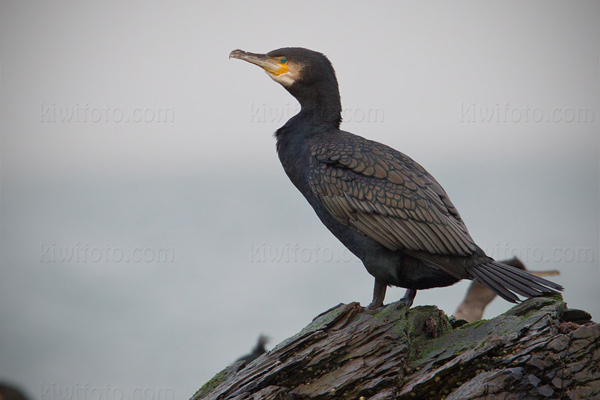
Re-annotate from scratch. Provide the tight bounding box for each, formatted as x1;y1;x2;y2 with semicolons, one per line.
1;1;599;399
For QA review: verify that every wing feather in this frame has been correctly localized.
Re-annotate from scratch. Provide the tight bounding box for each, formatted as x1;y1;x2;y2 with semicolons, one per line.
309;132;477;256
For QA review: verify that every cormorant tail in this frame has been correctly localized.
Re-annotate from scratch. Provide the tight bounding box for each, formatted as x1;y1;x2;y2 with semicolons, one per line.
466;261;564;303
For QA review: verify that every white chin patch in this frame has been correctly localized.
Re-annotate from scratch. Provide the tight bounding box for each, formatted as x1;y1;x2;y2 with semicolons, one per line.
268;72;295;87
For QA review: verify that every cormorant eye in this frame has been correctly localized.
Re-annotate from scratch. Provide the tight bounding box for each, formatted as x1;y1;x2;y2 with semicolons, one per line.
280;57;287;64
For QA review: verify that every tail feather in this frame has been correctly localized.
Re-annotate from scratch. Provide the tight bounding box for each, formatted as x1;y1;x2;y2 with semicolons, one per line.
467;264;520;303
466;261;563;304
483;264;543;298
487;262;557;294
494;261;563;291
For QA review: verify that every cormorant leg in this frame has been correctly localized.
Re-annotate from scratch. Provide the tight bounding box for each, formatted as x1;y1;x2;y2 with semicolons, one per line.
400;289;417;308
367;278;387;309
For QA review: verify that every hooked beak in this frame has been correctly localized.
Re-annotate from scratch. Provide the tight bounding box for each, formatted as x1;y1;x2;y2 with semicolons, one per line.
229;49;288;76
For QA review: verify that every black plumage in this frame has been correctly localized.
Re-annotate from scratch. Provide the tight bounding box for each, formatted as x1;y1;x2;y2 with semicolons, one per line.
229;47;563;308
237;335;269;364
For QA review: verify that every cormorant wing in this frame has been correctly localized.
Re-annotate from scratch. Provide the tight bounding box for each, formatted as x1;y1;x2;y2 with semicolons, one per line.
309;132;478;256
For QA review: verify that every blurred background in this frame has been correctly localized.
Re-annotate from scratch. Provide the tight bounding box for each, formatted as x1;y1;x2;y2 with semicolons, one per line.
1;1;598;399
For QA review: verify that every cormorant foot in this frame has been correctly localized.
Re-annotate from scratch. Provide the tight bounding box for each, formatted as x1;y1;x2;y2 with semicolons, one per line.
400;289;417;308
366;301;384;310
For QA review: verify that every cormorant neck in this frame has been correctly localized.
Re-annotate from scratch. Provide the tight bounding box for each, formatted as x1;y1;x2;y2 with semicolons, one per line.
285;80;342;131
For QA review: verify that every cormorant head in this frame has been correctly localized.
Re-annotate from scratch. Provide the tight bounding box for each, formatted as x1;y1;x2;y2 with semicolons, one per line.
230;47;341;127
229;47;336;88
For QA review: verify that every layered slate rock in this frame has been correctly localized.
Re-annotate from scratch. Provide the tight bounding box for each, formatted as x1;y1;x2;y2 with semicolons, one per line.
193;297;598;400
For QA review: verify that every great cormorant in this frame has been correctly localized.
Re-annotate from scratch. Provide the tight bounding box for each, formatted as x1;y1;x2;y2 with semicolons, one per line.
229;47;563;308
